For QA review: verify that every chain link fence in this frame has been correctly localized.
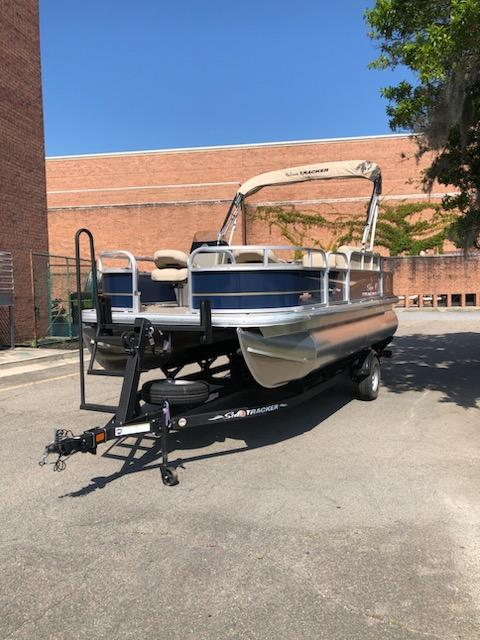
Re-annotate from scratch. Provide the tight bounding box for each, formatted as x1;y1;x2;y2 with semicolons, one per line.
31;252;91;345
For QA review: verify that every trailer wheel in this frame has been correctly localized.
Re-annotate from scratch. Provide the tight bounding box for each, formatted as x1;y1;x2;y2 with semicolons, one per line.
142;379;210;407
354;354;380;401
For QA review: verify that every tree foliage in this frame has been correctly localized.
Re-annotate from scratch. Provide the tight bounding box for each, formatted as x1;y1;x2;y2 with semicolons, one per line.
366;0;480;248
366;0;480;143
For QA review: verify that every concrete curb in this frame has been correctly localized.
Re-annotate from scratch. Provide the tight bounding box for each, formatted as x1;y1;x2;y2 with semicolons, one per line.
396;307;480;312
0;350;82;372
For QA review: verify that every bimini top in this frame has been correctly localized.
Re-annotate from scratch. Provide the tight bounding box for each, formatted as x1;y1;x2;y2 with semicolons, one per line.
236;159;381;199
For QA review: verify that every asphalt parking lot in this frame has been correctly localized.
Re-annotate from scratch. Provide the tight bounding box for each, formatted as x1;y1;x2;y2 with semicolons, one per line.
1;311;480;639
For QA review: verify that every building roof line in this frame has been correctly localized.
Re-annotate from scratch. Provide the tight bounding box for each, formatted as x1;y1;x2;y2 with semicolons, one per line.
47;190;454;212
47;180;241;195
46;133;413;161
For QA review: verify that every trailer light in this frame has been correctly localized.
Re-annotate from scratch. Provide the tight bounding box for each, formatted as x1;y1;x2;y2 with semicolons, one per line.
178;418;187;427
95;432;106;443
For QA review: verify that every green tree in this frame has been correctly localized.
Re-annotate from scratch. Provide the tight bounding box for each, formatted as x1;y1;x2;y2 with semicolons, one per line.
366;0;480;248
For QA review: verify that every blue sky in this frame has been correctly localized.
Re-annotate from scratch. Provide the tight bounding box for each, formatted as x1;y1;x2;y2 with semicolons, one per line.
40;0;411;156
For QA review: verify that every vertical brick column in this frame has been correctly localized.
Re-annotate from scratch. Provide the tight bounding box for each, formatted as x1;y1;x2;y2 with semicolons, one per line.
0;0;49;343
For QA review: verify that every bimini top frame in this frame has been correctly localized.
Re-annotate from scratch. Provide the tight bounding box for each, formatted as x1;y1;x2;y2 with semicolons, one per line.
218;159;382;252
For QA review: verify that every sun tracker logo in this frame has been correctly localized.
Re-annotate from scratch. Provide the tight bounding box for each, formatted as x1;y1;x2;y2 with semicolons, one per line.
285;167;329;178
300;168;329;176
361;281;378;297
209;403;288;421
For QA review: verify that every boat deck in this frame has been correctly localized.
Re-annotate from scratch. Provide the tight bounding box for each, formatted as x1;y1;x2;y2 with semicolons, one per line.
82;296;398;330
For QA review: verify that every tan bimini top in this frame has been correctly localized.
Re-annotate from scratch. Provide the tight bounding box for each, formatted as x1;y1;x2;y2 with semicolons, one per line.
236;160;381;199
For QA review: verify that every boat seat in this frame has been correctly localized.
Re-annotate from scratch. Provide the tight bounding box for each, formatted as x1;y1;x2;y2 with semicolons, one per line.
153;249;188;269
151;267;188;283
337;245;364;269
152;249;189;305
302;253;327;268
233;249;280;264
191;248;228;267
302;252;350;269
327;254;339;268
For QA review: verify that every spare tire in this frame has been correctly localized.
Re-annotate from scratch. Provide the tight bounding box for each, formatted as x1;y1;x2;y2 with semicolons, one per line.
141;379;210;407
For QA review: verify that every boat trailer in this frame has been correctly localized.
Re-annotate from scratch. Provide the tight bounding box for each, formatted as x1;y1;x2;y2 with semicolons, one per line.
39;229;391;486
38;314;389;485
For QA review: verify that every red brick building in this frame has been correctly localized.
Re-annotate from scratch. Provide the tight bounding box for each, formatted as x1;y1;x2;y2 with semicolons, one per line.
0;0;49;343
45;133;480;308
46;134;445;258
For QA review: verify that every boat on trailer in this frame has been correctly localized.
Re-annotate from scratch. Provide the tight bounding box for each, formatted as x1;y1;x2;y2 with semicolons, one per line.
40;159;398;485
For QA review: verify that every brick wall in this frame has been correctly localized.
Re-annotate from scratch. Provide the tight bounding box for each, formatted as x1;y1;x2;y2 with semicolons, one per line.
0;0;48;343
386;255;480;307
46;135;443;258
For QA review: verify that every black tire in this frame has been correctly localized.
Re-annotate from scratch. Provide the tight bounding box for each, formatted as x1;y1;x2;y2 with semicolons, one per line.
141;379;210;407
354;355;380;401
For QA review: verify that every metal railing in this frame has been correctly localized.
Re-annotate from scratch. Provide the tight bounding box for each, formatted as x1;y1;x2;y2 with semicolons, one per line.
189;244;328;269
87;244;387;317
0;251;14;347
98;250;142;313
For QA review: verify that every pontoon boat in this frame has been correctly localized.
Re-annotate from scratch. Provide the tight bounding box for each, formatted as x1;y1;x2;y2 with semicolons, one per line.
40;160;398;485
83;159;397;388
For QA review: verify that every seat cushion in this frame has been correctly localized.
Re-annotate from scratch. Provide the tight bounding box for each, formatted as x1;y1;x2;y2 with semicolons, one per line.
307;252;347;269
233;249;281;264
153;249;188;269
151;268;188;282
337;245;363;268
302;253;326;268
337;245;361;256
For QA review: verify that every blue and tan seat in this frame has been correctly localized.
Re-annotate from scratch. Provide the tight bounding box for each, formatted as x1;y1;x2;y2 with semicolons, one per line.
151;250;189;305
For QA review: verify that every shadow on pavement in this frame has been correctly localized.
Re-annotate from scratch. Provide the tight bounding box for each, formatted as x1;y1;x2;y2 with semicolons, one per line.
59;385;352;498
382;332;480;409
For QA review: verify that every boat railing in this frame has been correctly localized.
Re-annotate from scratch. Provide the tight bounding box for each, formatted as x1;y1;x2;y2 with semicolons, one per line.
325;252;349;304
188;244;327;269
92;245;386;314
98;250;142;313
188;245;328;311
